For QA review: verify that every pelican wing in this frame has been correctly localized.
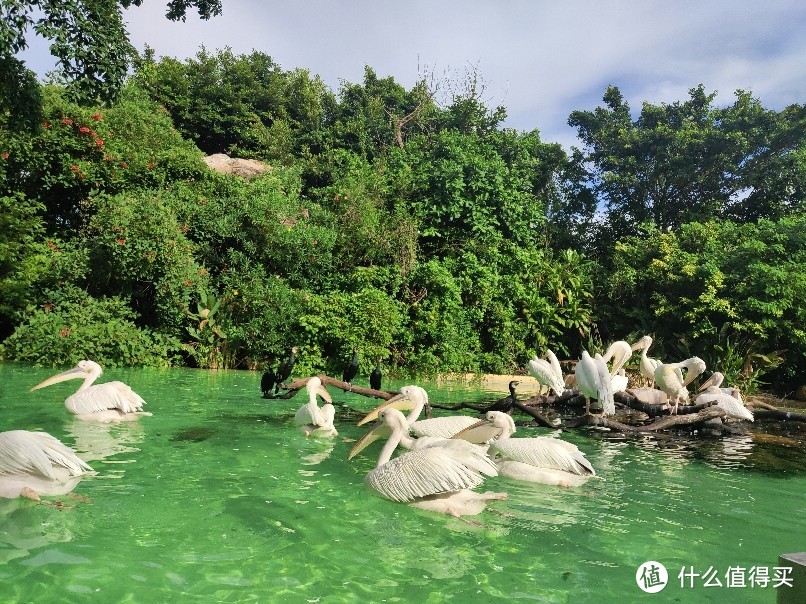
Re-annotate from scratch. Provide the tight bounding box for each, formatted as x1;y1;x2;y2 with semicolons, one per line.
365;444;494;503
491;437;595;476
0;430;91;478
640;355;662;382
574;352;598;399
65;382;146;416
410;416;480;439
594;354;616;415
695;391;754;421
528;357;565;396
294;402;327;427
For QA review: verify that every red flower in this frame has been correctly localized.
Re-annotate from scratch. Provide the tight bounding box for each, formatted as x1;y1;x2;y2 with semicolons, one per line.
46;241;57;249
42;120;51;129
70;164;80;172
0;152;8;160
147;162;155;169
79;126;90;134
91;112;102;121
116;238;126;245
95;139;103;147
61;118;73;125
120;162;128;168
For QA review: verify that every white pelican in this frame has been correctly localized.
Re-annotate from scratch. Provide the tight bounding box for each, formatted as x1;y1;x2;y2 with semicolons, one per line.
631;335;663;387
0;430;93;500
294;377;337;437
30;360;149;422
359;408;506;517
527;350;567;396
601;340;633;392
350;410;492;459
358;386;481;440
696;372;753;422
574;351;615;415
454;411;596;486
654;356;707;414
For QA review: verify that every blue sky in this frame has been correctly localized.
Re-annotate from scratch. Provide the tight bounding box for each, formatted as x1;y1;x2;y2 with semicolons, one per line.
18;0;806;149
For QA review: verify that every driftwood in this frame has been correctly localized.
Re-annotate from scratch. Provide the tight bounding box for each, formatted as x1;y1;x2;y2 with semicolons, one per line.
274;375;394;400
564;407;728;432
753;409;806;422
615;391;718;417
262;374;803;435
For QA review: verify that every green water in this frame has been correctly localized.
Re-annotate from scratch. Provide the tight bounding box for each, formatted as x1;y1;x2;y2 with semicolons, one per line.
1;364;804;603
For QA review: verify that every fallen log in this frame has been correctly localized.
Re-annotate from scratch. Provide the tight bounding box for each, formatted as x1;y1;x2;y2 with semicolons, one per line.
279;375;394;400
565;407;727;432
753;409;806;422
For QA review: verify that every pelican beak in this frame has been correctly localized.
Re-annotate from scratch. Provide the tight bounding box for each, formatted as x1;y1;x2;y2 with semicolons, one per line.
348;421;392;459
316;385;333;404
357;393;411;426
698;373;717;392
30;365;85;391
452;419;501;444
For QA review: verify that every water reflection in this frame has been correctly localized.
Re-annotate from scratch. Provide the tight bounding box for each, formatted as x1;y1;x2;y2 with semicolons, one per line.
299;439;336;466
64;419;145;466
0;499;79;565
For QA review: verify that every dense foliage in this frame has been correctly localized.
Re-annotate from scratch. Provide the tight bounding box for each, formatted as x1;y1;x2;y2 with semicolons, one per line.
2;44;805;392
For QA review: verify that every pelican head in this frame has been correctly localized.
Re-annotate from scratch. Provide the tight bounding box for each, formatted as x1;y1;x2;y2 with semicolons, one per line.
31;360;103;392
698;371;725;392
357;385;428;426
683;357;707;387
306;376;332;404
631;335;652;352
453;410;515;443
348;417;391;459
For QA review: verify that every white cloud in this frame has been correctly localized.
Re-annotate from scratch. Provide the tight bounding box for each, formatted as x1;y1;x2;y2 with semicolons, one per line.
17;1;806;150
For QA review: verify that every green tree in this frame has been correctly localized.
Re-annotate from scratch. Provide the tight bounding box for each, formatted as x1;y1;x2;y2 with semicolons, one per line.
569;85;806;258
0;85;205;233
606;217;806;391
1;0;221;104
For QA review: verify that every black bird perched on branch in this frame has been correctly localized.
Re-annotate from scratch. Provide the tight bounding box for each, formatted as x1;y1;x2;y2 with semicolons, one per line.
370;359;382;391
275;346;298;393
489;380;521;411
261;364;278;398
343;348;359;385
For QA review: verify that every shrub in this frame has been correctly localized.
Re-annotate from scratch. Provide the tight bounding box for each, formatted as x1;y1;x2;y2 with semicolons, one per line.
2;286;181;367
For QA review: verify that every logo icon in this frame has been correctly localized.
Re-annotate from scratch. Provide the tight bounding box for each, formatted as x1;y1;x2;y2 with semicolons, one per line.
636;561;668;593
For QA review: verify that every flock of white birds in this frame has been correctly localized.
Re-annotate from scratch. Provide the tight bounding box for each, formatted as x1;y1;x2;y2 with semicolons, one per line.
1;340;754;517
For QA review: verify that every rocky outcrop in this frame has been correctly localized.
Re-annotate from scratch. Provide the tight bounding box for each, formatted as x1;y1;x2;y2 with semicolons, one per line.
203;154;270;178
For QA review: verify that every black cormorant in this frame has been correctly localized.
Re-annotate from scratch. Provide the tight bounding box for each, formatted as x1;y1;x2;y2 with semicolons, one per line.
343;348;359;385
261;365;278;398
275;346;298;393
370;360;382;391
490;380;520;411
